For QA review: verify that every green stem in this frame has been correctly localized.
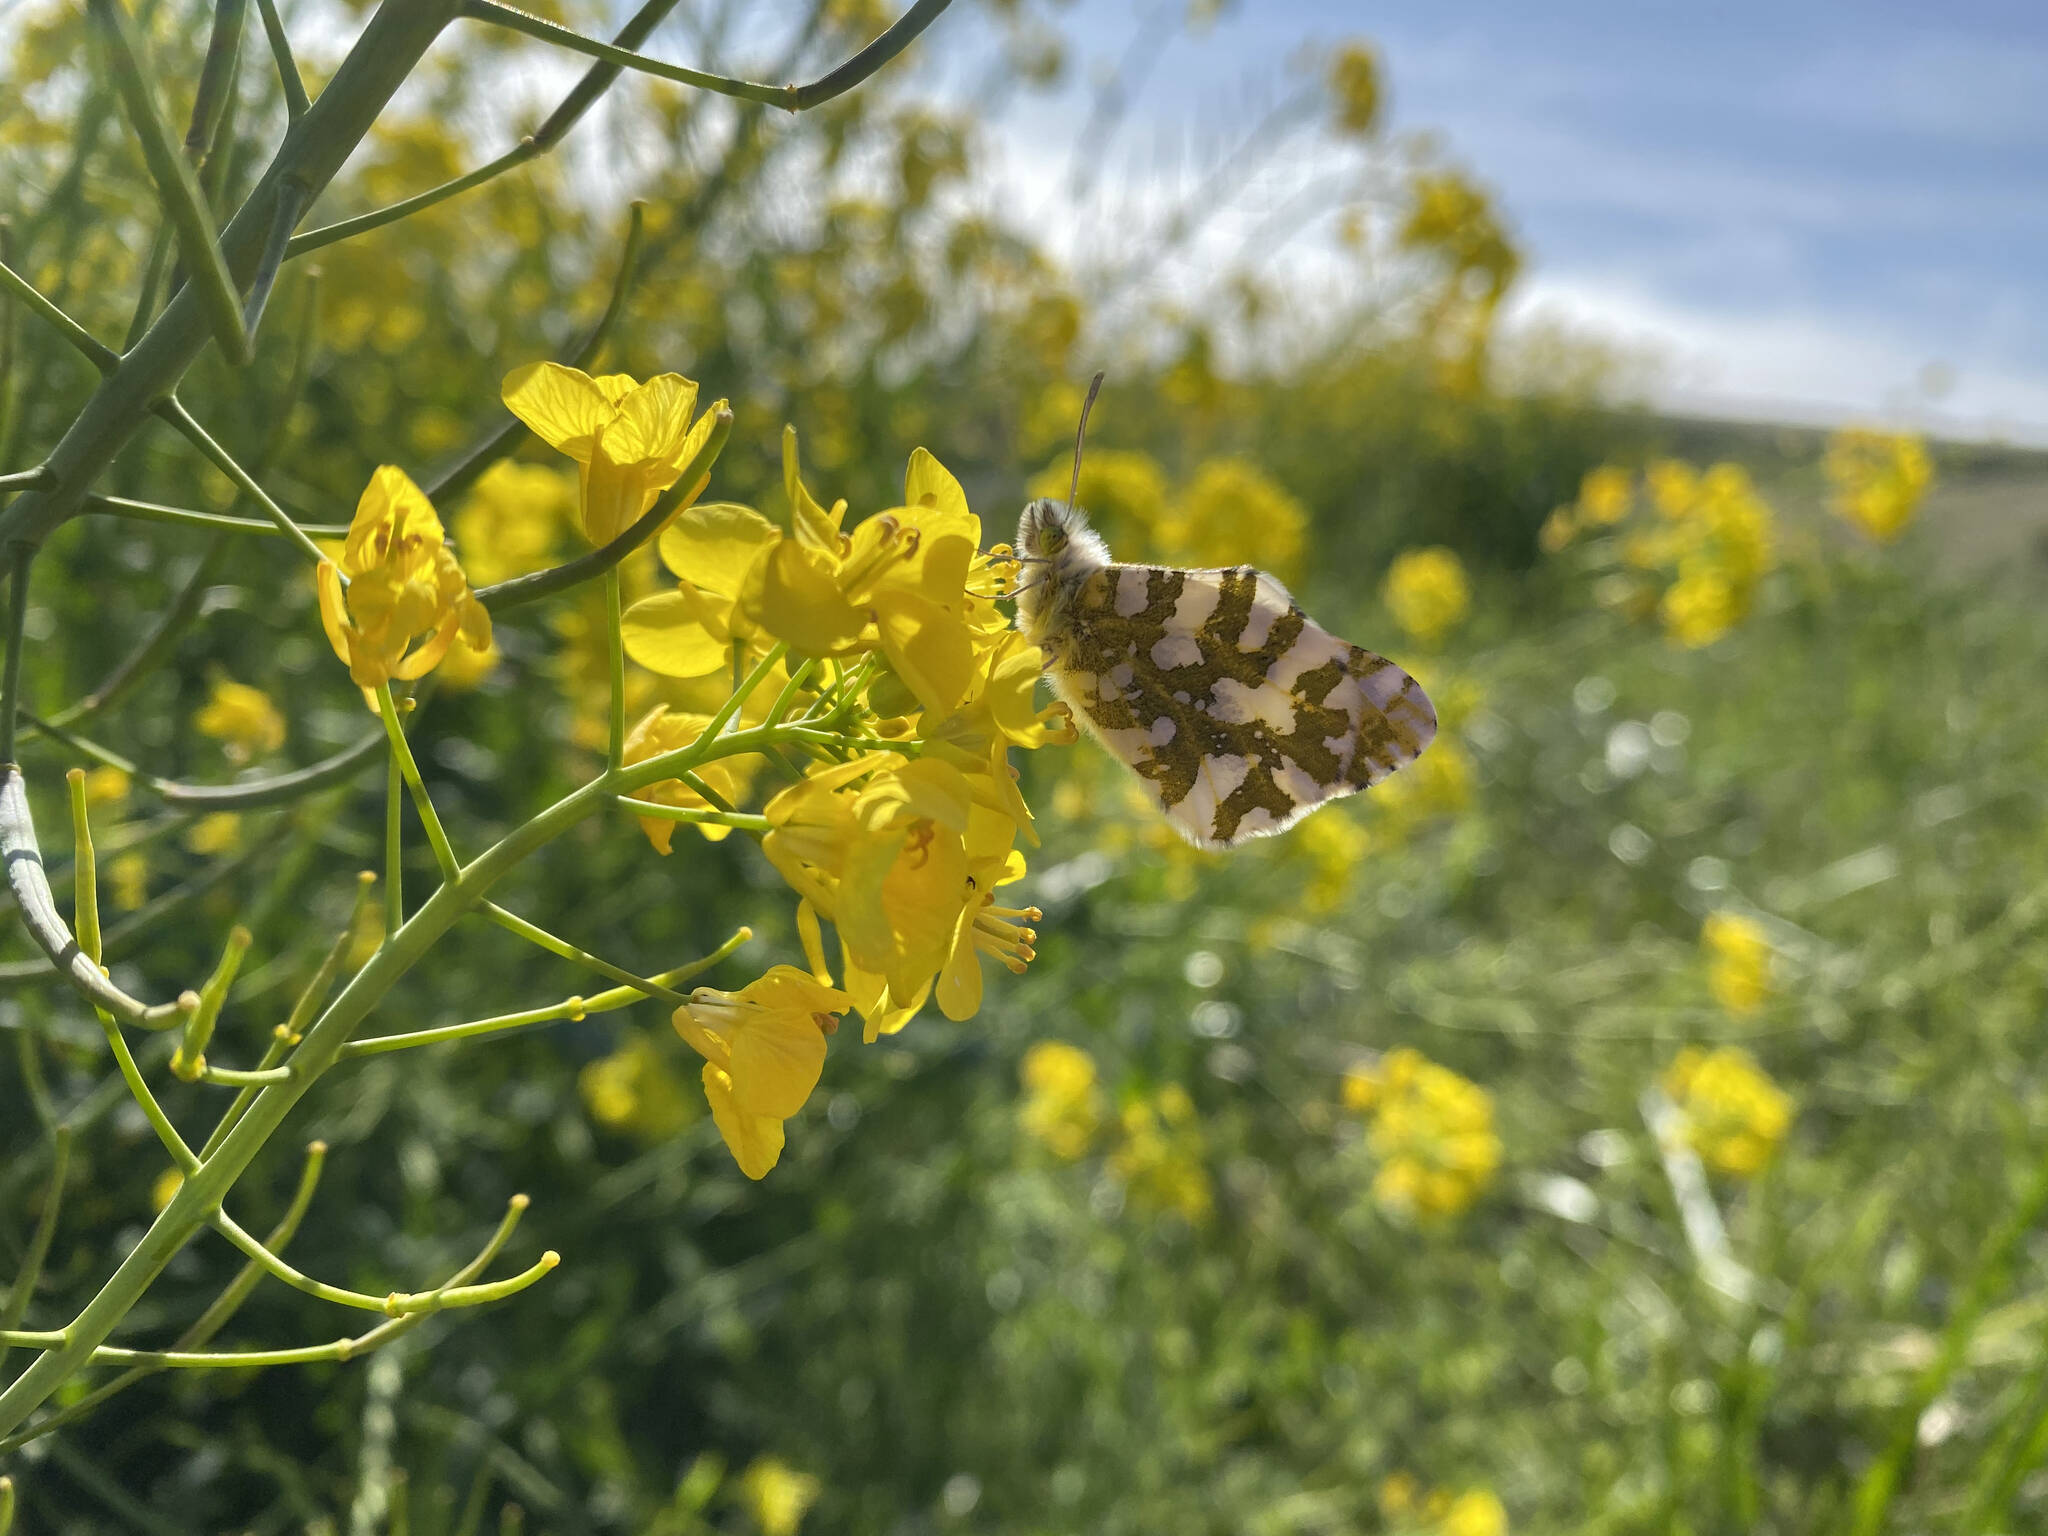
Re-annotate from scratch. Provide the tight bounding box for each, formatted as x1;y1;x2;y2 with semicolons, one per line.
0;469;51;493
99;1008;197;1171
172;923;253;1080
618;798;769;834
66;769;100;966
378;685;459;880
341;931;747;1058
385;751;404;934
482;902;689;1008
0;714;782;1437
605;566;626;772
0;1127;71;1377
88;0;251;365
252;0;310;119
0;1141;326;1454
1;543;28;764
0;256;118;374
79;491;348;539
155;397;329;564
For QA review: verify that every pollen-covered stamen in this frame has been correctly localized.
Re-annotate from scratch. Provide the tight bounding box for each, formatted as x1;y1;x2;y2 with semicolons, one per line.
901;819;937;869
973;899;1041;974
1041;701;1079;745
815;1011;840;1037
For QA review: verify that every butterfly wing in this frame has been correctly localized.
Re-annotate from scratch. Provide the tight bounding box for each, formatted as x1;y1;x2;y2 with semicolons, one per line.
1048;564;1436;849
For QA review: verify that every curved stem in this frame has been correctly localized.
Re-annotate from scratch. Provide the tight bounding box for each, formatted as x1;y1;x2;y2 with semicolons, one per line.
377;685;458;881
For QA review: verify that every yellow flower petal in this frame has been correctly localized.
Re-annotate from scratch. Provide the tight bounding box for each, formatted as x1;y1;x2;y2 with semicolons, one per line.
742;540;868;656
904;447;970;520
501;362;616;463
621;584;734;678
657;502;780;595
703;1064;785;1179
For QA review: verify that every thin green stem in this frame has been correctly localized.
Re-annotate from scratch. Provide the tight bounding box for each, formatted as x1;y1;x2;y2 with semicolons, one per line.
0;1127;71;1376
705;643;788;744
378;685;459;880
0;256;118;374
186;0;249;160
462;0;957;112
99;1008;198;1171
78;491;346;539
172;924;253;1081
605;566;626;772
212;1209;392;1312
155;397;330;564
288;143;538;258
253;0;311;119
240;177;307;336
1;544;28;764
677;770;735;814
196;1062;292;1086
88;0;252;365
385;751;404;934
762;655;819;726
0;469;51;493
618;798;769;834
65;769;101;967
340;932;747;1057
482;902;690;1008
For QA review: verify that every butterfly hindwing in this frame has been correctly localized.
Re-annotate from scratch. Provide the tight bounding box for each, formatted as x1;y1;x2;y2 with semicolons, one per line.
1044;564;1437;849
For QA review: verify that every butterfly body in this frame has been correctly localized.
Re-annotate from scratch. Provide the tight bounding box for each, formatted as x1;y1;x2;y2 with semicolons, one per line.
1015;496;1437;849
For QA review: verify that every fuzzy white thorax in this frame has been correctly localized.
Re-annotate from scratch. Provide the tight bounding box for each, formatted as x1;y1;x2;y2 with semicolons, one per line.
1013;497;1111;645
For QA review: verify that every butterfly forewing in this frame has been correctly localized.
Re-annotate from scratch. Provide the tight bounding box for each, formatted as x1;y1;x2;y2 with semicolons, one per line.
1045;563;1437;849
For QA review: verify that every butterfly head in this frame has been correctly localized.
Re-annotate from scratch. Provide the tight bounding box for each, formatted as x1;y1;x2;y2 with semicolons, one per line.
1012;498;1110;638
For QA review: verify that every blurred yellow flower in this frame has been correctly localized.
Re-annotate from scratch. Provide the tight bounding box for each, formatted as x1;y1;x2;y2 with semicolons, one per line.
1111;1083;1213;1223
1383;547;1471;646
1296;806;1368;912
82;765;131;808
1663;1045;1792;1177
452;459;571;586
673;966;848;1179
150;1167;183;1213
1328;41;1381;136
194;676;286;763
739;1457;820;1536
1347;1047;1501;1220
579;1034;694;1143
1026;447;1169;550
501;362;723;546
1577;464;1633;526
185;812;243;857
109;850;148;911
1019;1040;1101;1159
1647;459;1699;519
1659;567;1740;648
317;466;491;692
1701;911;1773;1015
1381;1476;1509;1536
435;631;500;691
1371;736;1473;834
1824;427;1933;543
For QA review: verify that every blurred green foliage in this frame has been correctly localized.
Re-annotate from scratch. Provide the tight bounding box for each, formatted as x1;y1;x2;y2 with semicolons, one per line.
6;1;2048;1532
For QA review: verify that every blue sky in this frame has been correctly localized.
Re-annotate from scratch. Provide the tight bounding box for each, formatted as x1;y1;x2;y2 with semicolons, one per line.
971;0;2048;440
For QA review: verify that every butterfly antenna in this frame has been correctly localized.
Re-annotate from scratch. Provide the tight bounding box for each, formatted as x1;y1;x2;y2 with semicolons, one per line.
1067;370;1105;515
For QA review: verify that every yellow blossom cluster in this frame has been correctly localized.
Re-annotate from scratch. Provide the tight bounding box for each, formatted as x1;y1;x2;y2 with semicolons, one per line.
1344;1047;1501;1220
1025;449;1308;584
1662;1045;1792;1177
317;466;493;693
1110;1083;1213;1223
1823;427;1933;543
1379;1474;1509;1536
740;1457;821;1536
1327;41;1382;136
1543;459;1778;647
1382;546;1472;647
1701;911;1773;1015
194;676;285;763
1018;1040;1104;1159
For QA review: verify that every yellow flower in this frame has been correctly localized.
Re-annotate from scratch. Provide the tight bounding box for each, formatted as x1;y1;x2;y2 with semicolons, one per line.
194;675;286;762
1701;911;1772;1015
1824;427;1933;542
1383;547;1471;646
1327;41;1381;136
1663;1045;1792;1177
82;765;132;809
1111;1083;1213;1223
1371;736;1473;834
620;705;764;852
579;1033;694;1142
435;631;500;691
1537;506;1577;554
452;459;570;586
1659;567;1739;648
624;500;782;679
739;1457;821;1536
109;850;148;911
1576;464;1633;526
673;966;849;1179
1439;1490;1509;1536
1381;1477;1509;1536
317;466;491;691
150;1167;183;1213
1647;459;1699;519
1296;807;1368;912
185;812;243;856
1351;1047;1500;1219
500;362;724;546
1019;1041;1102;1159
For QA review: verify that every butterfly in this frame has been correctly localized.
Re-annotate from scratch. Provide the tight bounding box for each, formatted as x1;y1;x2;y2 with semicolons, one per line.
1009;377;1437;850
